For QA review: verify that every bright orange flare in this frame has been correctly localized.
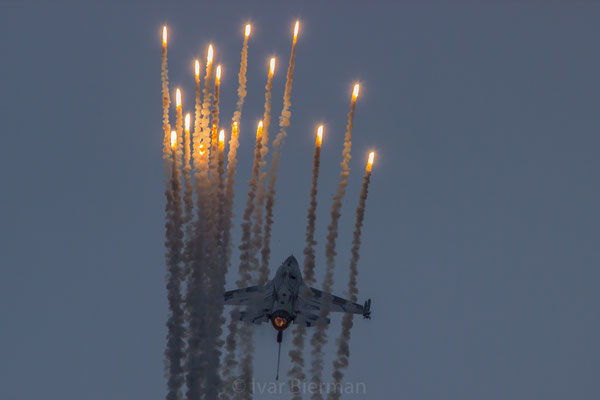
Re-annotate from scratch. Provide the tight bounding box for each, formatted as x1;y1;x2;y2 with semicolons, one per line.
256;120;263;138
185;113;191;132
194;60;200;78
294;21;299;39
316;125;323;147
207;44;214;65
199;143;205;156
269;58;276;75
367;151;375;171
219;129;225;144
216;65;222;82
352;84;360;99
245;24;252;37
162;26;167;46
171;131;177;150
175;88;181;107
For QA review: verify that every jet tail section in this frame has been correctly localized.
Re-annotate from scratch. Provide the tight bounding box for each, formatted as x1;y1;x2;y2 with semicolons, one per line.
363;299;371;319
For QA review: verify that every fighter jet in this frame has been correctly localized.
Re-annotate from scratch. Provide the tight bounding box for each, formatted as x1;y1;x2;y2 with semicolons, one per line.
223;254;371;379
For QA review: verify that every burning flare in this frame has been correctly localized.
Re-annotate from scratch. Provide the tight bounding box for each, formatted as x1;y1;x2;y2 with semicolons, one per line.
216;65;222;82
195;60;200;78
162;26;167;46
207;44;214;65
294;21;299;39
185;113;191;132
245;24;252;37
257;120;263;138
175;88;181;108
170;130;177;150
367;151;375;171
269;58;276;76
316;125;323;147
219;129;225;148
352;83;360;100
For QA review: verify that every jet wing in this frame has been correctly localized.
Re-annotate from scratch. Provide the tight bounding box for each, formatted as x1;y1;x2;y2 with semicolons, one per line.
223;284;275;323
223;286;263;306
301;287;371;318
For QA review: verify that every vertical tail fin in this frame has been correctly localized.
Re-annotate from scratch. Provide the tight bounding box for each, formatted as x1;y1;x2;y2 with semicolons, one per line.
363;299;372;319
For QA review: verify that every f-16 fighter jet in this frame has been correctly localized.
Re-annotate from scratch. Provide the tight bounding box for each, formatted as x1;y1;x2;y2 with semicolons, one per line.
223;254;371;379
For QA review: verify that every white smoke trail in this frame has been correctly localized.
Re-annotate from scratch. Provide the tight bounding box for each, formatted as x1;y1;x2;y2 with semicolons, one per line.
261;24;299;286
235;123;264;399
327;158;373;400
161;32;185;400
185;50;214;400
254;62;275;286
289;128;323;397
200;52;227;400
310;89;359;400
221;27;252;397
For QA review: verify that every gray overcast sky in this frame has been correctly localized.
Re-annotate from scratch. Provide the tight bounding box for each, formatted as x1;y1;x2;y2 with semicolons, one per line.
1;1;598;399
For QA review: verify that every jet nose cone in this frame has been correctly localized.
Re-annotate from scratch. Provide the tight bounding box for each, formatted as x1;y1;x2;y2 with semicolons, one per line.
284;255;298;266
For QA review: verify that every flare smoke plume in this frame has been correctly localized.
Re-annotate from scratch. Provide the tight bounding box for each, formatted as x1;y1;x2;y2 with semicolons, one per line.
327;154;373;400
201;48;228;399
232;25;250;125
234;122;264;399
310;86;359;399
223;25;251;269
183;113;193;226
254;59;275;286
222;27;252;394
210;66;221;178
261;22;299;283
220;122;241;393
185;47;214;400
164;131;186;400
161;29;186;400
288;126;323;397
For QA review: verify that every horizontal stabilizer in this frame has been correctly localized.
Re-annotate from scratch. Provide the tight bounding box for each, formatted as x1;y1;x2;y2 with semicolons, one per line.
301;313;330;327
232;309;268;325
301;287;366;315
224;285;262;306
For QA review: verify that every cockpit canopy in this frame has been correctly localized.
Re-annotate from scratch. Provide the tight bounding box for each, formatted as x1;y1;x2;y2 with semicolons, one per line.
273;255;302;293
